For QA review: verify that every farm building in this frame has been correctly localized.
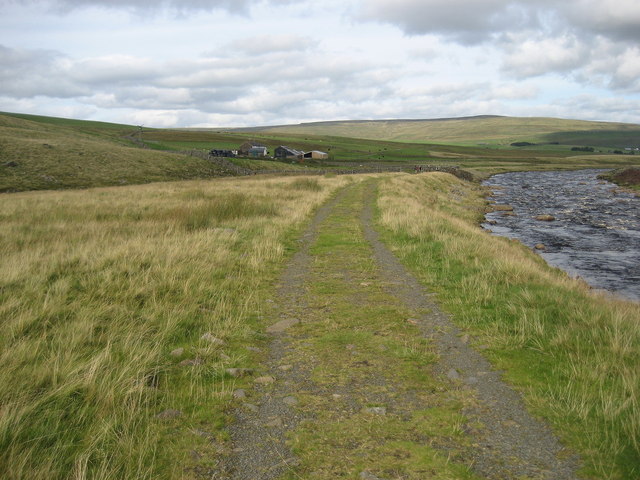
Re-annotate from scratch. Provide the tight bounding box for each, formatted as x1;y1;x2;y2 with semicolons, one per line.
303;150;329;160
239;141;267;155
274;146;304;160
248;146;268;157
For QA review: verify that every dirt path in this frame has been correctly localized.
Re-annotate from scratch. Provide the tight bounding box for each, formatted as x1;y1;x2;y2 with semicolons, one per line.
223;179;581;479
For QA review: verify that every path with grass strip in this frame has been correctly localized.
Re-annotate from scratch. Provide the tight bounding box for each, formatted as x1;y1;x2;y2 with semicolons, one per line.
223;179;581;480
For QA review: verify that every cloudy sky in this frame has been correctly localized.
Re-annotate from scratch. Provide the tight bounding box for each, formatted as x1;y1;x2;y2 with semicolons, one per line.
1;0;639;127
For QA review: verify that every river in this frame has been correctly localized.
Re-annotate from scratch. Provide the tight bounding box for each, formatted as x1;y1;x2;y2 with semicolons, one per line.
482;169;639;302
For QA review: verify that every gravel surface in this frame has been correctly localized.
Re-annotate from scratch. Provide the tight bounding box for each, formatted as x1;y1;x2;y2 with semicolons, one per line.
361;182;581;479
223;179;582;479
226;188;353;480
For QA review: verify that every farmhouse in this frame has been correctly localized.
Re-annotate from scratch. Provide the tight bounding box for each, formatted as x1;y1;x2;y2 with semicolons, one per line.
239;141;267;156
303;150;329;160
274;146;304;160
247;146;268;157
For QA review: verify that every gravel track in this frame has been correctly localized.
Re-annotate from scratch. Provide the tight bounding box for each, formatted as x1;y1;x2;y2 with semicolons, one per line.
224;179;582;479
360;182;581;479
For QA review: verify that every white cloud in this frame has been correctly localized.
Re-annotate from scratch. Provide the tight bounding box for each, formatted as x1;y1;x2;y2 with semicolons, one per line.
501;32;589;78
0;0;639;126
357;0;640;94
358;0;555;44
226;34;317;55
486;83;539;100
9;0;255;15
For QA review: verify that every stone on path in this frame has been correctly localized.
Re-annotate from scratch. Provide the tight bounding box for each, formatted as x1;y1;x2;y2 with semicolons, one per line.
242;403;259;413
254;375;275;385
282;396;298;406
232;389;247;399
362;406;387;415
360;471;385;480
263;417;283;428
266;318;300;333
447;368;461;380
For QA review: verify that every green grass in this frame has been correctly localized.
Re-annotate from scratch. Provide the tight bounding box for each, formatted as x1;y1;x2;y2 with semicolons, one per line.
279;180;479;479
0;114;230;192
376;172;640;479
227;157;312;171
241;116;640;148
0;174;351;479
3;111;639;193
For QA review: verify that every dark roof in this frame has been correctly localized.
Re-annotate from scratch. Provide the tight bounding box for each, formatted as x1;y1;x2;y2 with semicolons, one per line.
276;145;304;156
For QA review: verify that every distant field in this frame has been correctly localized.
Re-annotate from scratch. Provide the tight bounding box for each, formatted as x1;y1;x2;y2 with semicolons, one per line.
236;116;640;149
2;112;639;193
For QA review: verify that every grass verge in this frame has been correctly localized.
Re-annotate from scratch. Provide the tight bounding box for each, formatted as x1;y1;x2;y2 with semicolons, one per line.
0;174;350;479
375;172;640;479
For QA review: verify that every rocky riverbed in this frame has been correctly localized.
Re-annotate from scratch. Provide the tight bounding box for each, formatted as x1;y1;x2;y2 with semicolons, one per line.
483;169;640;302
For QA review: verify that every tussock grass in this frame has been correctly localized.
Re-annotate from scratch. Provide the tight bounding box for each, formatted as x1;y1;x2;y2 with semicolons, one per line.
0;114;228;192
0;175;349;479
289;178;323;191
377;172;640;479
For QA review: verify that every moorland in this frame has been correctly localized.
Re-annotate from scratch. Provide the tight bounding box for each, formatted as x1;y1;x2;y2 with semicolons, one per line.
0;111;639;479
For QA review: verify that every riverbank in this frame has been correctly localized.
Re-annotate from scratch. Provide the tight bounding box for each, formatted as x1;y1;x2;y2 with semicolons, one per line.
482;169;639;302
599;166;640;193
378;173;640;479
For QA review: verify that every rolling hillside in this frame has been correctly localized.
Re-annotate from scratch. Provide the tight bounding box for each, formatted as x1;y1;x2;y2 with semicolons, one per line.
235;115;640;148
2;111;639;193
0;113;229;192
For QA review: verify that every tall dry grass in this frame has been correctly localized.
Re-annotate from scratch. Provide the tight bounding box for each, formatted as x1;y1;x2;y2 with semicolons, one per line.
0;175;350;479
377;172;640;479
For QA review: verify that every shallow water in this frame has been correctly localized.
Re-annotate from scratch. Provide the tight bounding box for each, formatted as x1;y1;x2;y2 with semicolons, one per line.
482;169;639;302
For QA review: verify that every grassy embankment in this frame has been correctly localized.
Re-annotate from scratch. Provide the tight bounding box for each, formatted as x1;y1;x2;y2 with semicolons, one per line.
0;174;351;479
376;173;640;479
0;114;230;192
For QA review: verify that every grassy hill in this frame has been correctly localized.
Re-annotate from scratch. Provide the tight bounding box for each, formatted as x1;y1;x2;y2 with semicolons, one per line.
235;115;640;148
2;112;639;193
0;113;230;192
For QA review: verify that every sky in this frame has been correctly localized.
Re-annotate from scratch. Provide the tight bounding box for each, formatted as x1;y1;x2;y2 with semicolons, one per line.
1;0;639;128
